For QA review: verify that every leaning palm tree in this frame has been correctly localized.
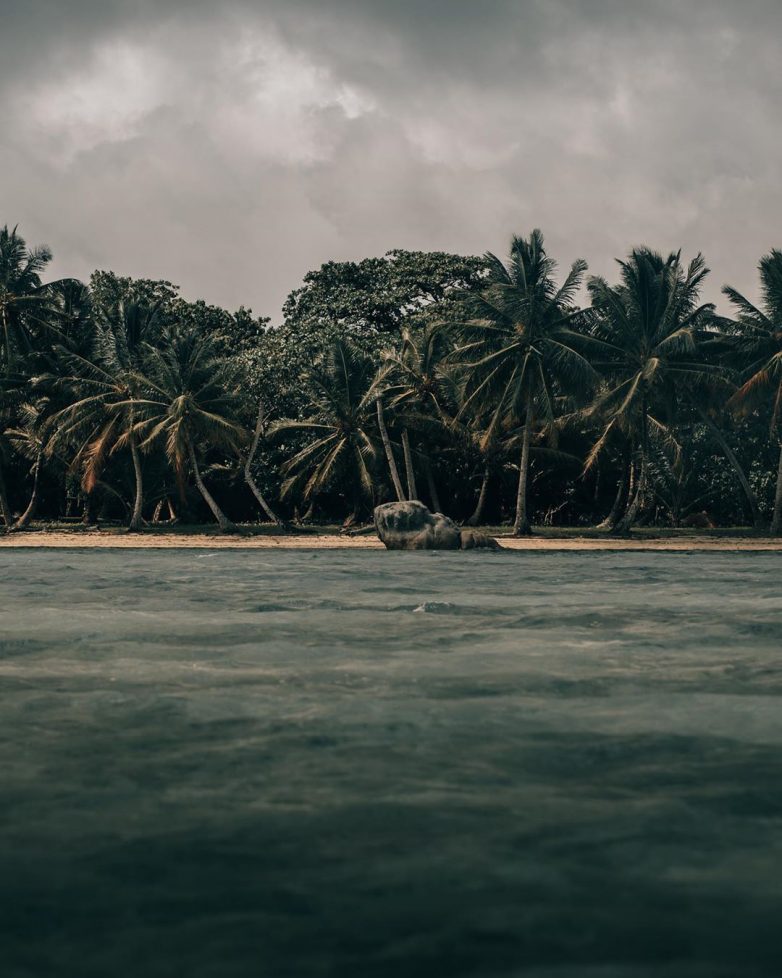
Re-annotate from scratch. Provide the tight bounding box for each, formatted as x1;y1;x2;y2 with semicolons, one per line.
452;230;596;534
269;340;379;520
243;400;286;527
375;392;405;503
134;327;246;533
4;399;50;529
723;249;782;533
47;298;163;531
586;248;717;534
0;396;13;526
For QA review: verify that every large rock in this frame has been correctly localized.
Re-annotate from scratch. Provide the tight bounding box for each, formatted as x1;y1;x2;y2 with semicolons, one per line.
374;501;501;551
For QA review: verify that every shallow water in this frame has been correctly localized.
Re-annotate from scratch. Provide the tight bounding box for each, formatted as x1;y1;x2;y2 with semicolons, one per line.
1;548;781;977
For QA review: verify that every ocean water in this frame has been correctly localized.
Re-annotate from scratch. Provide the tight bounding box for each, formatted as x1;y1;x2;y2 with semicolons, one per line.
1;548;781;978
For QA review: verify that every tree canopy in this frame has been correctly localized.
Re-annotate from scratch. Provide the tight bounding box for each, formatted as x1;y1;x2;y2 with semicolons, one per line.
2;221;781;535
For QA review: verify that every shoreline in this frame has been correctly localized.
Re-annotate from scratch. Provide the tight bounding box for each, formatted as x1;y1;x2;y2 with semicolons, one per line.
1;529;781;551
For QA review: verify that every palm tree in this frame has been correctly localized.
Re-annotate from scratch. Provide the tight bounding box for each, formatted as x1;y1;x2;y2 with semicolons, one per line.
0;225;75;369
0;401;12;526
687;383;763;529
134;326;246;532
376;322;453;510
270;340;379;520
243;400;286;527
723;250;782;533
427;368;503;525
48;298;163;531
453;230;595;535
646;439;716;527
453;411;505;526
5;399;49;530
375;394;405;503
0;226;72;520
586;248;717;534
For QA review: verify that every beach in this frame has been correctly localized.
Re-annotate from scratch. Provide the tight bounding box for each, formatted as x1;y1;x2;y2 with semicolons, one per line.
2;527;782;550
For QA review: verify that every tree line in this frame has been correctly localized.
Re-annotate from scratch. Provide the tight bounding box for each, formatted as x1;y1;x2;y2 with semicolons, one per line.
2;223;782;535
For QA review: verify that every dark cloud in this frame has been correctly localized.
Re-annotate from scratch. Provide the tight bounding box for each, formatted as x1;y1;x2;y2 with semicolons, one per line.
1;1;780;317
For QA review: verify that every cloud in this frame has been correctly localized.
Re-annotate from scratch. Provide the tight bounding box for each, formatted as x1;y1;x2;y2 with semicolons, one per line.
1;1;780;317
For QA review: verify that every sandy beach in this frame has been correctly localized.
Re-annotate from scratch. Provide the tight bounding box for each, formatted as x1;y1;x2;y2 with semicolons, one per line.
2;529;781;551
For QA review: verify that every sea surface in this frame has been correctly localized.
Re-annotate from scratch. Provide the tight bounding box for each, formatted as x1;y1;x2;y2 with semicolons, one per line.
1;548;781;977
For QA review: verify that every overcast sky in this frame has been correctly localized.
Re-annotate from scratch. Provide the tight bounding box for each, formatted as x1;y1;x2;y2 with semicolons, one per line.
1;0;780;318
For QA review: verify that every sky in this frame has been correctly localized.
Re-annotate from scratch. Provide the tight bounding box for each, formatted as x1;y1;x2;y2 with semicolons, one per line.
1;0;780;319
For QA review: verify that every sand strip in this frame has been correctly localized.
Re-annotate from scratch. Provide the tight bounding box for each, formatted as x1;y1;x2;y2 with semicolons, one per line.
1;531;781;551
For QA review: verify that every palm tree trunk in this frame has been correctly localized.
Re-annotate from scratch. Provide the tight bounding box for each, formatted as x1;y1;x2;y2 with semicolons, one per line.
423;456;441;513
466;465;490;526
82;492;95;525
614;403;649;536
513;401;533;536
771;442;782;536
12;449;42;530
1;304;12;373
696;406;763;529
613;461;646;535
0;458;12;527
128;433;144;531
244;401;284;526
376;397;405;502
344;479;362;529
401;428;418;500
187;440;236;533
614;427;647;535
597;463;628;530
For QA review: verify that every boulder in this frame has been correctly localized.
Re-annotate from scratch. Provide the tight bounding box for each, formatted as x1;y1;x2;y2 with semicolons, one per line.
374;501;501;551
459;527;502;550
682;510;714;529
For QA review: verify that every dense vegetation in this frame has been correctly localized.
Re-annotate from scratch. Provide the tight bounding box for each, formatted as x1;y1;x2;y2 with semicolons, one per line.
2;223;782;535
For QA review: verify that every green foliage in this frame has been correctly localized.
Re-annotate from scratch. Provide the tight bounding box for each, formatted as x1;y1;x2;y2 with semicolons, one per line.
452;230;596;532
269;340;379;513
458;230;595;436
586;249;716;458
135;326;247;489
3;223;782;532
89;271;179;315
724;250;782;427
282;249;487;341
